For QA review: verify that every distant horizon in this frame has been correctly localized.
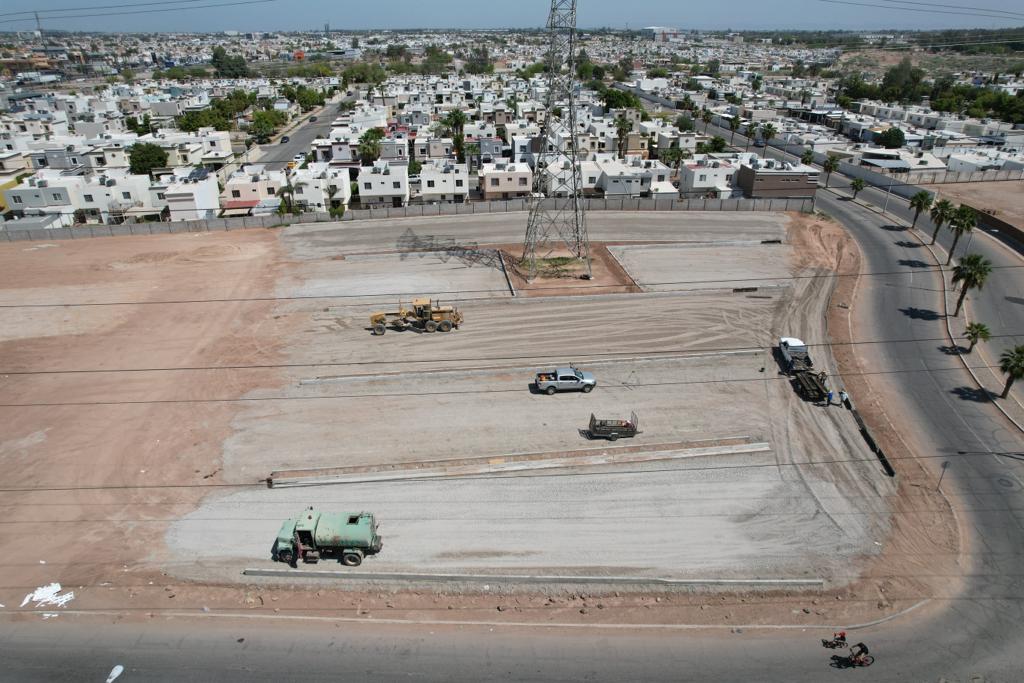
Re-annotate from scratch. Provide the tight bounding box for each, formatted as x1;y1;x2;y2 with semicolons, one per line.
3;0;1023;34
4;25;1023;36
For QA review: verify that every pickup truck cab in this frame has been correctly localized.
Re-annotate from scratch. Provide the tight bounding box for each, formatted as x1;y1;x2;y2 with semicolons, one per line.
778;337;812;373
535;366;596;395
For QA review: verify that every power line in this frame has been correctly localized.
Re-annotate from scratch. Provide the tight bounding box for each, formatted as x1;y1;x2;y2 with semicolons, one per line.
816;0;1024;21
0;0;279;25
0;332;1020;377
880;0;1024;19
0;448;1018;494
0;0;215;18
0;262;1019;310
0;360;1014;408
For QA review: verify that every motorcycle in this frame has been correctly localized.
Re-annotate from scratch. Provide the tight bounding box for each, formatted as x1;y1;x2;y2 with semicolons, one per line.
821;633;847;649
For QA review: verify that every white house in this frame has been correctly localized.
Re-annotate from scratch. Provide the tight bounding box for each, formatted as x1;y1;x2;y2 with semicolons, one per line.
419;159;469;203
358;160;409;208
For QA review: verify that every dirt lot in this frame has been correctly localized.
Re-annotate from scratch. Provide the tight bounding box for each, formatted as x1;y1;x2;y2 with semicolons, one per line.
920;181;1024;231
0;212;907;625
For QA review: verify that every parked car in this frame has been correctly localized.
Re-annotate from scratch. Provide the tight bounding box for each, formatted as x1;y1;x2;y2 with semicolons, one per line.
310;116;318;122
280;135;290;144
535;366;596;395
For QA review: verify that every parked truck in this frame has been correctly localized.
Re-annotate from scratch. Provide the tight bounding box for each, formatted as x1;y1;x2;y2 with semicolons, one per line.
535;366;596;395
778;337;828;402
778;337;813;373
275;506;382;567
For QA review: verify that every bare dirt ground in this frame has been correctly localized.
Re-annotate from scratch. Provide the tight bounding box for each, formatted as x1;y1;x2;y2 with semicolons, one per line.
920;181;1024;230
0;212;950;628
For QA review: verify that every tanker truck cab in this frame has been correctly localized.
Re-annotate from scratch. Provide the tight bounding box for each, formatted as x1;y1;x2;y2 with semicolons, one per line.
274;507;382;567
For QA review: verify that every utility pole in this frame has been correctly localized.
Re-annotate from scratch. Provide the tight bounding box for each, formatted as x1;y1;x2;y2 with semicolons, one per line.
521;0;591;280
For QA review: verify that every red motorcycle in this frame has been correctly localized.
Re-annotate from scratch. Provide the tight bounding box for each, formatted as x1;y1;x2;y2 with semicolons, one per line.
821;631;847;649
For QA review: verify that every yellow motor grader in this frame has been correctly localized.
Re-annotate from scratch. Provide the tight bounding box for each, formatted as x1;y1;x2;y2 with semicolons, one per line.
369;298;463;335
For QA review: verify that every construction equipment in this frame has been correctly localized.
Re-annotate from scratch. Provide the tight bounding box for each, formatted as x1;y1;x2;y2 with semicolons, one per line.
586;411;640;441
777;337;829;402
369;297;463;335
275;506;383;567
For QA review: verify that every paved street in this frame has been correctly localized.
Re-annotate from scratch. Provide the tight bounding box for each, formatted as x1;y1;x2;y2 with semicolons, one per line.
254;109;335;170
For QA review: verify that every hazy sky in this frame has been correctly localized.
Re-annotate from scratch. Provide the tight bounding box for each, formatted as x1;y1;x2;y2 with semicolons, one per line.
3;0;1022;33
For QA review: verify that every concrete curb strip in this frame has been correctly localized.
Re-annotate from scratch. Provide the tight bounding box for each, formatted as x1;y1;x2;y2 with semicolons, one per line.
240;568;823;587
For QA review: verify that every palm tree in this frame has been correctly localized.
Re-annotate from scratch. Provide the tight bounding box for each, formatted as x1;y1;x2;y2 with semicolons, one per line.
908;190;933;229
614;115;632;158
744;123;758;152
964;321;991;353
850;178;866;199
759;123;776;158
701;109;712;133
946;205;977;265
800;149;815;166
929;199;955;245
465;142;480;170
660;147;682;181
357;133;381;165
728;116;740;145
999;345;1024;398
443;109;468;139
951;253;992;316
822;155;839;188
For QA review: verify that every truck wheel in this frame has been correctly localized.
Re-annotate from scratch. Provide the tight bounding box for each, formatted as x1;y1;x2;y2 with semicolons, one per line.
373;323;386;335
582;384;593;393
425;320;438;333
545;386;557;395
438;320;452;332
342;550;363;567
608;433;619;441
278;549;294;565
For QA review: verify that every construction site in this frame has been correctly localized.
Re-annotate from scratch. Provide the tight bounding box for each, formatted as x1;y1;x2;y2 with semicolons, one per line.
0;208;922;625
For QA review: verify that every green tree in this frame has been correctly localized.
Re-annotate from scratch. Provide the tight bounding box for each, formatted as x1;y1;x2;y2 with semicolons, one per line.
946;205;977;265
951;253;992;316
801;149;815;165
744;123;758;152
964;321;991;353
909;190;933;229
121;68;135;84
850;177;865;199
659;147;683;178
614;115;632;157
929;199;955;244
822;155;839;188
358;129;383;164
128;142;168;177
999;345;1024;398
876;127;906;149
759;122;776;158
675;114;694;132
701;109;713;133
728;116;740;145
443;109;468;138
211;46;249;78
708;136;727;153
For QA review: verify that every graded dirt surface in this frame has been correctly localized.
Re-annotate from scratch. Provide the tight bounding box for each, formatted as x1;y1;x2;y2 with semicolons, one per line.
0;211;928;627
920;180;1024;230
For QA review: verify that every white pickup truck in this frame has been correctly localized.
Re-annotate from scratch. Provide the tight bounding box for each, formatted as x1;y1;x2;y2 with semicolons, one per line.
535;366;597;395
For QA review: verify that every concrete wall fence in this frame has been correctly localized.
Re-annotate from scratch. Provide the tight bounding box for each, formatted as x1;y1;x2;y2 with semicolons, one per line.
1;197;814;242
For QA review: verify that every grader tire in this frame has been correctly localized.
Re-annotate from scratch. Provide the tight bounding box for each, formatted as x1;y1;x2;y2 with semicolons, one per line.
438;320;453;332
373;323;387;336
425;320;438;333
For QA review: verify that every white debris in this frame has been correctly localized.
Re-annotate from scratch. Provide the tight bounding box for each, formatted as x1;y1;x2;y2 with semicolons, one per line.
21;583;75;608
41;613;59;619
106;665;125;682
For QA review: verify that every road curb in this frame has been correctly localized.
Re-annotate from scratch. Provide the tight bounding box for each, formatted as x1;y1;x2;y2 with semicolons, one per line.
241;568;824;587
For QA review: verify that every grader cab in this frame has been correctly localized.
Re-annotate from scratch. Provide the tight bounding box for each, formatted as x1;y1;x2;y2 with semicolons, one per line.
370;297;463;335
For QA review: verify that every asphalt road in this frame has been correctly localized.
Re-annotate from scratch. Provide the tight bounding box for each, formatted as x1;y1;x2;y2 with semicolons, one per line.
2;115;1024;681
255;109;335;170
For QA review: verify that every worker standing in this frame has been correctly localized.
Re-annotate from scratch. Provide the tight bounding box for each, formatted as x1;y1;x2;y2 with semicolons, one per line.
826;390;834;406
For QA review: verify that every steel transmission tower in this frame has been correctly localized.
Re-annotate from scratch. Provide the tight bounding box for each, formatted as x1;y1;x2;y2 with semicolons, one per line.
521;0;591;279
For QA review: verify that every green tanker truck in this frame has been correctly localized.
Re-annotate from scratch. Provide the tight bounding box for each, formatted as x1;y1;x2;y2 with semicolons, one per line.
275;506;383;567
